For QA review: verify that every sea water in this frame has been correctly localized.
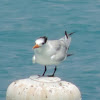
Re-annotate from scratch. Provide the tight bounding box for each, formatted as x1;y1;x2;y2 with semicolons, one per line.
0;0;100;100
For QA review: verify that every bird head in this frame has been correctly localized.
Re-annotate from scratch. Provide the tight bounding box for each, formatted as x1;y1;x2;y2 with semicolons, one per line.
33;36;48;49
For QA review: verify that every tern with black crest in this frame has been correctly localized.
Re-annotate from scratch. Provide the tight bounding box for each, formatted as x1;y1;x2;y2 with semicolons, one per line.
32;31;74;77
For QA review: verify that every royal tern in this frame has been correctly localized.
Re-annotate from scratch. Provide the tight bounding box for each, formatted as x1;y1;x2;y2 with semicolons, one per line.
32;31;74;77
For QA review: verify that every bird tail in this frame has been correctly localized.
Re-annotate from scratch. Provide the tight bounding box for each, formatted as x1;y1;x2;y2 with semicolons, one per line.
59;31;75;48
65;31;75;39
64;31;75;48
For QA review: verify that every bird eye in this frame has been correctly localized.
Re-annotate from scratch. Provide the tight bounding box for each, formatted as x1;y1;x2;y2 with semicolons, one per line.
42;43;45;45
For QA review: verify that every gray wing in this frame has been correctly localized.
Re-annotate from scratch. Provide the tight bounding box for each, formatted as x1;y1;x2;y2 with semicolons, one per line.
48;40;67;62
51;50;66;62
46;40;62;56
49;36;71;62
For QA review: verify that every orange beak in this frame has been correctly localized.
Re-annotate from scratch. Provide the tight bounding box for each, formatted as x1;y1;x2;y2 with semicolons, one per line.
33;44;40;49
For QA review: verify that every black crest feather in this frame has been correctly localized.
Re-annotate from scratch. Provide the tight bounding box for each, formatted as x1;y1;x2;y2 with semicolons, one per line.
40;36;48;44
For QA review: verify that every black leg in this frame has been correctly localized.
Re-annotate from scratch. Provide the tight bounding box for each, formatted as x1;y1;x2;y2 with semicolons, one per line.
42;65;47;76
52;66;57;76
48;66;57;77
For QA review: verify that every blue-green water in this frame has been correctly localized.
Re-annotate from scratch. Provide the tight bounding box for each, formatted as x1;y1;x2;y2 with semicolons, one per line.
0;0;100;100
